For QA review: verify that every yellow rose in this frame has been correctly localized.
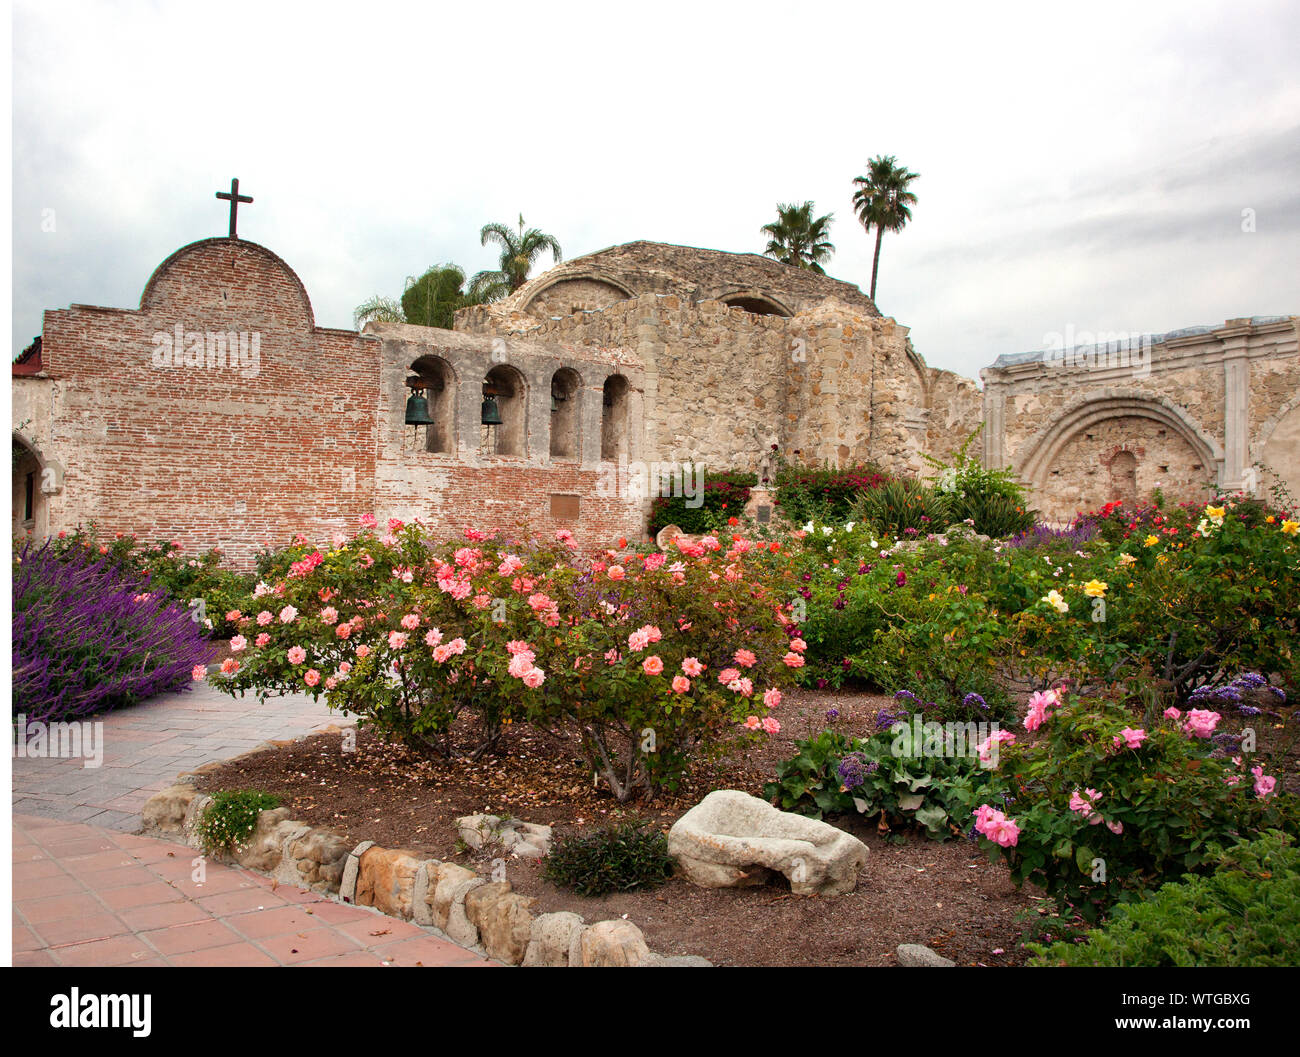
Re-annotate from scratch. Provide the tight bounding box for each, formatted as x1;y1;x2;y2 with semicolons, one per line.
1206;505;1226;519
1144;535;1159;547
1083;579;1108;597
1282;520;1299;536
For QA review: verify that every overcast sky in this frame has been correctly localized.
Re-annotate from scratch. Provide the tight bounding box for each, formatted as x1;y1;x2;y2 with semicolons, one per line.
9;0;1299;381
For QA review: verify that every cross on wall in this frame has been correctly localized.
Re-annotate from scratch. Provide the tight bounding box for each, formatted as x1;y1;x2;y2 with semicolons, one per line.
215;178;253;238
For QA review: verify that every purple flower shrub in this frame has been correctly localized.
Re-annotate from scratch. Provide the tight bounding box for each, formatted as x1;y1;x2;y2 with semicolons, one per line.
12;540;216;723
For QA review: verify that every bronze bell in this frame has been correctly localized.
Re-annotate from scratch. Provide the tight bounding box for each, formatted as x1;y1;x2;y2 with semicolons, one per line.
404;391;434;426
481;395;503;425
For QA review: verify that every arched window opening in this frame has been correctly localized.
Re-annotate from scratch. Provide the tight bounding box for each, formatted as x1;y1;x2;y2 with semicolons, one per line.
481;364;526;456
550;368;581;459
601;374;629;462
408;355;456;453
1108;450;1138;505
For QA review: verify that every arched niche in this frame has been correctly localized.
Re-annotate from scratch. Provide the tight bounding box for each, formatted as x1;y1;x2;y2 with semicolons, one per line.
482;364;527;456
409;354;457;454
601;374;630;462
550;367;582;459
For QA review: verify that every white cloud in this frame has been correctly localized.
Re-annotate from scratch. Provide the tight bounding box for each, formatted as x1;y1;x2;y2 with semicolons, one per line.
10;0;1299;382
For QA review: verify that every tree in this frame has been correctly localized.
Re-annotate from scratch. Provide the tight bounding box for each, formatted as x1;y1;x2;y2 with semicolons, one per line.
402;264;475;330
353;295;406;328
469;215;562;302
760;201;835;273
852;155;919;301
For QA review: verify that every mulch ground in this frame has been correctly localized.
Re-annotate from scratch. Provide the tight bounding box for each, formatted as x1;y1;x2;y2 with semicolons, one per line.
195;688;1047;966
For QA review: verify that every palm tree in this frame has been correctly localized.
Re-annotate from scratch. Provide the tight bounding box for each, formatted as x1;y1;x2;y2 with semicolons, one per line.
760;202;835;273
852;155;919;301
353;295;406;328
469;215;562;302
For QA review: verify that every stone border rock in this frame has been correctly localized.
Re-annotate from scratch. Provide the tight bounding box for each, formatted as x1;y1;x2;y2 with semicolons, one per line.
141;780;710;967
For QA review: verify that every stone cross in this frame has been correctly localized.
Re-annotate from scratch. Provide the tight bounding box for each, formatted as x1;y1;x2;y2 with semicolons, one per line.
216;178;253;238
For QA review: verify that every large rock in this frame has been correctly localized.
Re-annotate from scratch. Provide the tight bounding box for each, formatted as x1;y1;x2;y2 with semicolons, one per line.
667;789;868;896
578;920;656;967
140;784;200;836
354;847;424;920
523;912;586;967
896;943;956;967
233;809;306;872
465;882;538;965
288;827;352;892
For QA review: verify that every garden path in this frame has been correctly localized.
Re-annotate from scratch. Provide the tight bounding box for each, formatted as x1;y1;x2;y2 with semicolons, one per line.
12;682;347;830
12;813;496;967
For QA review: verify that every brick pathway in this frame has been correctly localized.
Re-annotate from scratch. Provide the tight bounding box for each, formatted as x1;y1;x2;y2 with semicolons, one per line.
12;682;346;831
12;814;497;967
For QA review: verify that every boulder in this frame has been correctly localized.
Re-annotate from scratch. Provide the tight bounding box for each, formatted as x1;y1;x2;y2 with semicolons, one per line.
667;789;868;896
354;846;424;920
578;920;656;967
287;827;352;892
896;943;956;967
233;809;305;872
465;882;538;965
140;784;199;836
523;912;586;967
428;862;479;931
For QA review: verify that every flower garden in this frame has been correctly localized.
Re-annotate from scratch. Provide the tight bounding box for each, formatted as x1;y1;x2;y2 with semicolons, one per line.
13;450;1300;966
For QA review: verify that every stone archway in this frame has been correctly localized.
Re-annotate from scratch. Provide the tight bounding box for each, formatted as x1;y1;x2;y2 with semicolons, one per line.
1252;395;1300;502
12;432;61;540
1017;393;1222;519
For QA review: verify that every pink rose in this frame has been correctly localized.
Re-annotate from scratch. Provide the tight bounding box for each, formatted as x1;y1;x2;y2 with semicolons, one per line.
743;716;762;731
191;665;207;681
642;656;664;676
304;668;321;687
229;635;247;653
220;658;239;674
1183;709;1221;739
425;628;443;648
761;716;780;734
338;661;352;675
320;606;338;624
733;648;757;668
782;652;805;668
763;688;782;709
522;667;546;689
287;646;307;665
256;610;273;626
718;667;741;685
401;613;420;630
672;675;691;694
255;633;270;647
1252;766;1277;798
682;657;705;677
388;631;409;650
1163;707;1182;720
279;605;298;624
608;565;625;581
356;644;372;659
1117;726;1147;749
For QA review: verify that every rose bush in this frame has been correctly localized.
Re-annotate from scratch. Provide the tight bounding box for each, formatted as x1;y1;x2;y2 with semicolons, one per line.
967;689;1298;921
207;518;797;801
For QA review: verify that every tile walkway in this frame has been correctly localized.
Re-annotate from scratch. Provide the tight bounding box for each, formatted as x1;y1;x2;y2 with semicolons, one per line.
12;682;346;831
12;814;496;967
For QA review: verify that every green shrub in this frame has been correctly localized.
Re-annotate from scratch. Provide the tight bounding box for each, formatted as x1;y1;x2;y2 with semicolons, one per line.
774;461;890;527
541;821;674;895
1028;831;1300;966
647;471;754;536
850;478;950;535
763;719;993;839
196;790;281;855
925;429;1036;537
969;692;1298;921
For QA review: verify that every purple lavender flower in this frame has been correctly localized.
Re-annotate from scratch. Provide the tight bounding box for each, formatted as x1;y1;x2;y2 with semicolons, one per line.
837;752;878;790
826;707;840;722
963;692;988;710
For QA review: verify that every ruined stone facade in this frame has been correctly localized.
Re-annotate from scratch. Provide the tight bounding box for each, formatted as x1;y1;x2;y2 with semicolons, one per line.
13;237;980;562
13;233;1295;560
981;316;1300;521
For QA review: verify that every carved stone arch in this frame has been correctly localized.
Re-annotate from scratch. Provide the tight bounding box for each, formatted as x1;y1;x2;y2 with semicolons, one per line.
716;289;794;318
1017;391;1223;493
522;272;638;318
1250;392;1300;499
409;354;458;454
12;430;62;539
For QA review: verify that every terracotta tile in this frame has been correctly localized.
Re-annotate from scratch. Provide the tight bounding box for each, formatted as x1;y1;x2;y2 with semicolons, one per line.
53;935;158;967
168;942;279;967
375;936;498;966
227;904;334;939
116;900;210;932
140;918;244;955
35;912;130;947
256;927;362;964
98;881;188;910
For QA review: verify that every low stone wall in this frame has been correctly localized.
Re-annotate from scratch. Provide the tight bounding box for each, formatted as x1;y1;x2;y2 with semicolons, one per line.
141;782;709;967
